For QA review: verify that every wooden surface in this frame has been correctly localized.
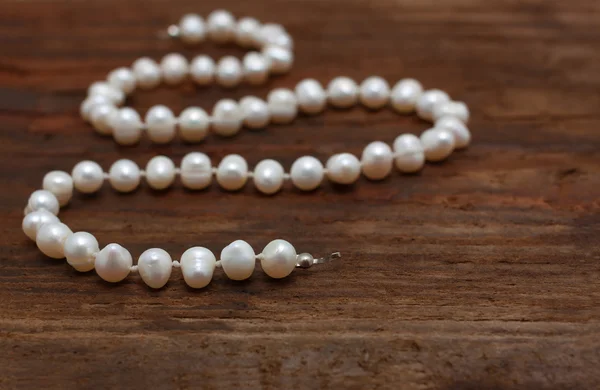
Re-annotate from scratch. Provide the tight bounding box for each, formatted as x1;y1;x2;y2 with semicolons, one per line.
1;0;599;388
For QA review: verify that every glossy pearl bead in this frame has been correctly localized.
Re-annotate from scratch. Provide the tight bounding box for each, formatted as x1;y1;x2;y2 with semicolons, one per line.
326;153;361;185
137;248;173;289
90;104;118;135
132;57;161;89
216;56;242;88
206;9;236;44
160;53;189;85
243;52;269;85
327;77;358;108
240;96;270;129
216;154;248;191
145;105;176;144
359;76;390;109
295;79;327;115
95;243;132;283
416;89;450;121
190;55;215;85
267;88;297;124
262;46;293;74
88;82;124;105
432;101;470;123
361;141;393;180
420;128;456;162
112;107;142;145
261;239;297;279
212;99;243;136
180;152;212;190
80;95;111;121
235;17;261;47
64;231;98;272
220;240;255;280
393;134;425;173
180;247;216;288
391;78;423;113
42;171;73;207
290;156;324;191
36;222;73;259
179;14;206;44
253;159;285;195
72;161;104;194
145;156;176;190
22;210;60;241
179;107;209;142
109;159;141;193
107;67;136;95
435;116;471;149
27;190;59;215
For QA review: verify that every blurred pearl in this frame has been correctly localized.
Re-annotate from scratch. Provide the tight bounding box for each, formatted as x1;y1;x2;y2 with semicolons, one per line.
27;190;59;215
327;77;358;108
393;134;425;173
207;9;236;43
240;96;269;129
36;222;72;259
253;159;284;195
267;88;297;124
216;56;242;88
390;78;423;113
235;17;261;47
290;156;324;191
180;247;216;288
361;141;393;180
220;240;255;281
212;99;243;136
90;104;118;135
359;76;390;109
326;153;361;184
145;105;176;144
160;53;188;85
107;67;136;95
416;89;450;121
109;159;140;193
145;156;175;190
64;231;98;272
216;154;248;191
138;248;172;289
180;152;212;190
132;57;161;89
80;95;111;121
243;52;269;85
95;243;132;283
435;116;471;149
43;171;73;206
261;239;297;279
179;14;206;44
111;107;142;145
420;128;455;162
295;79;326;115
190;55;215;85
259;24;293;49
22;210;59;241
88;82;124;105
72;161;104;194
179;107;209;143
262;46;293;74
432;101;470;123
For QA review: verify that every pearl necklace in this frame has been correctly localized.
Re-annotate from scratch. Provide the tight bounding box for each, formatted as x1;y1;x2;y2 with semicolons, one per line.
22;10;472;289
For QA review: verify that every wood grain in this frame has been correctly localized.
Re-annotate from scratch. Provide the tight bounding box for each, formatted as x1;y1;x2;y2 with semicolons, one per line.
1;0;599;388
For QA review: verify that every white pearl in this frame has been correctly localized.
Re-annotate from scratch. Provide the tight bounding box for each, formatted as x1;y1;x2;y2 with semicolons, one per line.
216;154;248;191
137;248;172;289
42;171;73;206
420;128;455;162
107;67;136;95
327;77;358;108
261;239;297;279
145;105;176;144
132;57;161;89
326;153;361;185
190;55;215;85
27;190;59;215
111;107;142;145
295;79;327;115
80;95;111;121
240;96;269;129
359;76;390;109
393;134;425;173
361;141;393;180
207;9;236;44
180;152;212;190
390;78;423;113
262;45;293;74
109;159;141;193
145;156;176;190
432;101;470;123
179;14;206;44
235;17;261;47
267;88;297;124
180;247;216;289
242;52;269;85
36;222;72;259
416;89;450;121
290;156;324;191
220;240;255;281
88;82;125;105
178;107;209;143
212;99;243;136
259;24;293;49
95;243;132;283
435;116;471;149
64;231;98;272
22;210;60;241
216;56;242;88
253;159;284;195
90;104;118;135
72;161;104;194
160;53;189;85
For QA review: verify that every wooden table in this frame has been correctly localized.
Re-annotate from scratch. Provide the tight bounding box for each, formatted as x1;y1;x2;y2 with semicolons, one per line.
1;0;599;388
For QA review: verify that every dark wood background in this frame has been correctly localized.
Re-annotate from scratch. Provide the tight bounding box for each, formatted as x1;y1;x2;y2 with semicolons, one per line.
1;0;599;388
